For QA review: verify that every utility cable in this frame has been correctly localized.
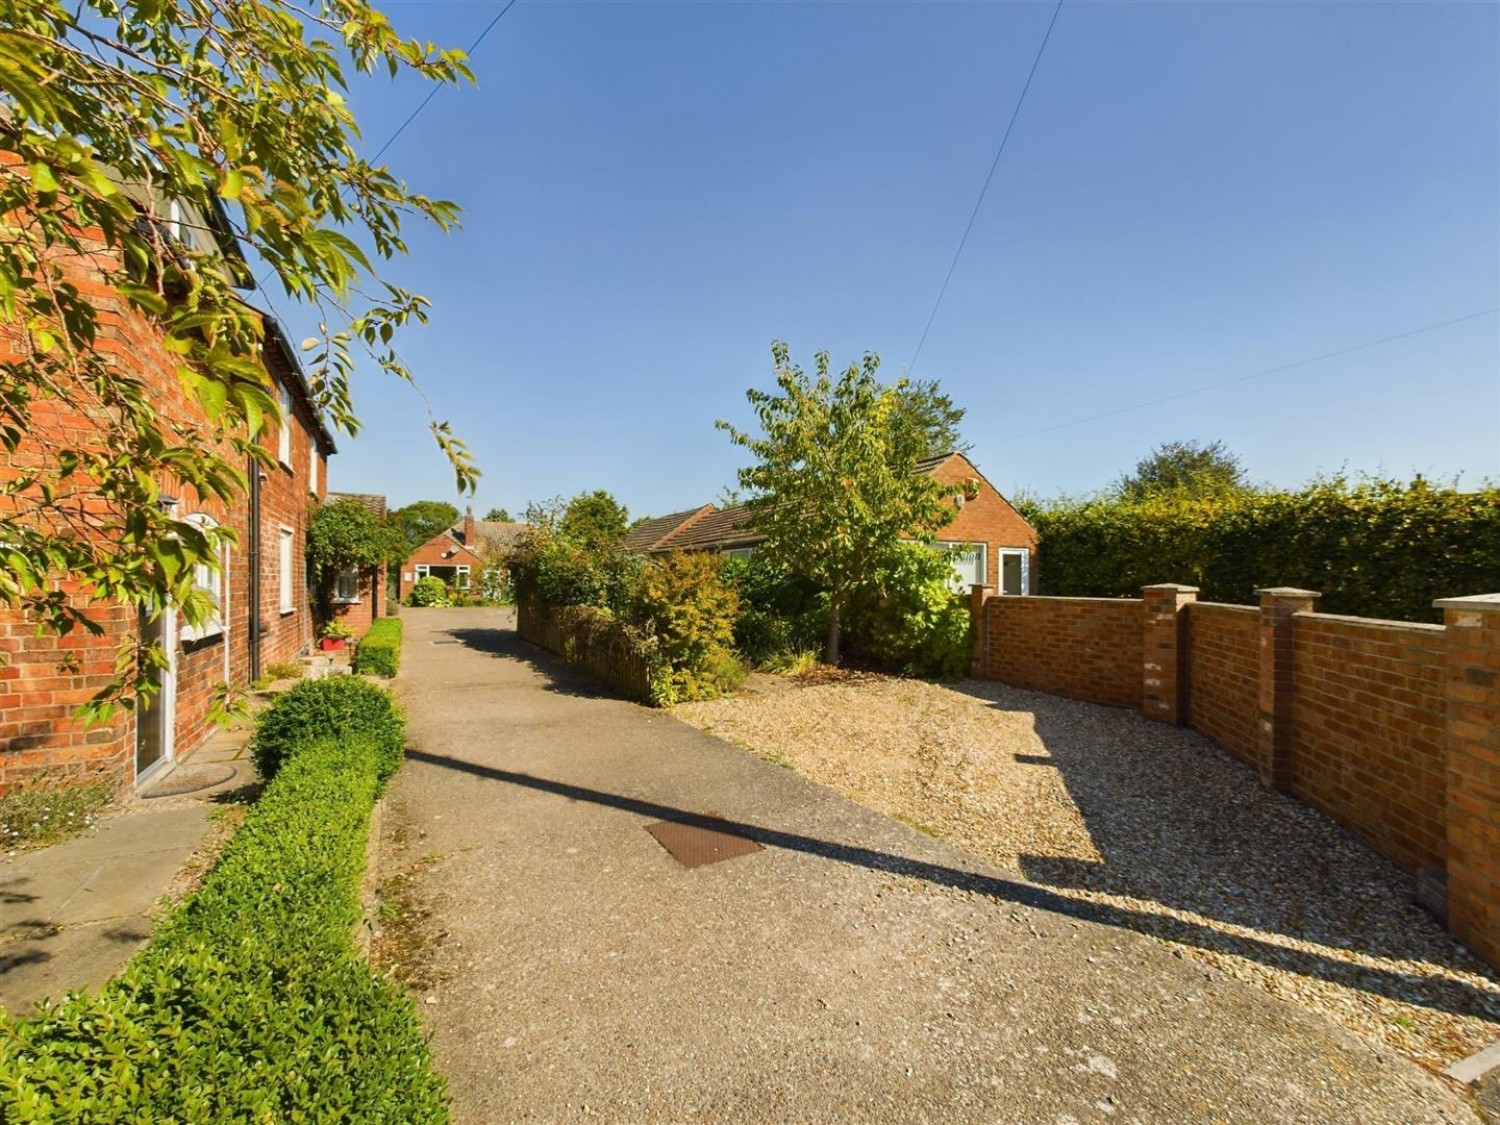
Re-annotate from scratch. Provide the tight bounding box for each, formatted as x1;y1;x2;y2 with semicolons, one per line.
907;0;1064;378
252;0;519;292
977;307;1499;445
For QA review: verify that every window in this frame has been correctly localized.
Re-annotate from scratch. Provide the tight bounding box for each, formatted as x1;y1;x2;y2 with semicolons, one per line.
308;441;319;493
723;547;756;560
932;541;984;593
277;383;292;465
180;513;223;642
278;527;295;613
455;565;471;590
334;565;360;604
998;548;1030;596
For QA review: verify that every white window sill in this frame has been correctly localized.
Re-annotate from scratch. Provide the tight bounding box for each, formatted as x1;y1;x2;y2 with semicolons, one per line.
181;626;224;645
280;607;295;616
332;598;362;606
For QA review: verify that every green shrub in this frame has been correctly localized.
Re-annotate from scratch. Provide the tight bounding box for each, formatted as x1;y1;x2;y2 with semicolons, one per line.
355;617;403;678
848;543;972;679
631;552;743;700
1022;476;1500;623
0;700;446;1122
0;780;111;850
406;575;451;607
249;676;406;785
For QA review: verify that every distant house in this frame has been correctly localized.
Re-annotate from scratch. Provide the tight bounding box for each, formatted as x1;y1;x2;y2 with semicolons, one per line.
631;452;1038;594
397;507;529;602
323;492;388;636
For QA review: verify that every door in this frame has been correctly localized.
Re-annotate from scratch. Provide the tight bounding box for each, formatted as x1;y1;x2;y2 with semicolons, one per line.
998;549;1030;596
134;604;177;781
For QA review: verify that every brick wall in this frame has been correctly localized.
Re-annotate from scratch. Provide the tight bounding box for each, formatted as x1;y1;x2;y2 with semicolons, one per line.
330;566;381;637
0;232;329;793
1186;603;1259;765
969;583;1500;968
1290;614;1447;873
980;596;1143;709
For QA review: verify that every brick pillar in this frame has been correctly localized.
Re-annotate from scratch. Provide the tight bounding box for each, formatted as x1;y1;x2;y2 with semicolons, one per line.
1255;587;1320;791
1141;584;1197;725
969;584;991;678
1437;594;1500;968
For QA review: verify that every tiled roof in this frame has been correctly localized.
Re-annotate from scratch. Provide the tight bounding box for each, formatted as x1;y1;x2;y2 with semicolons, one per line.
655;505;763;552
326;491;388;518
468;520;530;555
622;506;714;552
915;451;956;474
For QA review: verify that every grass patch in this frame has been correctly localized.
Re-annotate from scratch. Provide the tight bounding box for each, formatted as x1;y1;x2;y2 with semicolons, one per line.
354;617;403;678
0;683;447;1121
0;780;111;851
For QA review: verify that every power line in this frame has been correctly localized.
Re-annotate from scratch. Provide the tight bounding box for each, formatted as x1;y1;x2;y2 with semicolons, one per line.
253;0;518;291
369;0;518;166
977;307;1499;446
907;0;1064;378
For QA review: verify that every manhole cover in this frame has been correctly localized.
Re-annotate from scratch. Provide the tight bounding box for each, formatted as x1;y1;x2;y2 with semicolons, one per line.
646;815;762;869
140;762;237;798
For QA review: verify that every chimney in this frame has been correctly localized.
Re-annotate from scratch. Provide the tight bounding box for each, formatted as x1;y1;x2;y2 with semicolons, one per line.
464;505;475;545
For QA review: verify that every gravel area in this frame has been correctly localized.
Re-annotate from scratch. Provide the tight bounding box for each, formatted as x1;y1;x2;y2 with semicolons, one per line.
674;671;1500;1074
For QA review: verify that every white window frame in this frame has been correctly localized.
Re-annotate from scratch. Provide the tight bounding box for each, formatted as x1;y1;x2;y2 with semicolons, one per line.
998;547;1030;596
722;547;756;560
278;383;292;466
414;564;430;579
180;513;224;642
334;565;361;604
278;526;295;614
932;540;985;593
308;441;319;494
454;564;471;590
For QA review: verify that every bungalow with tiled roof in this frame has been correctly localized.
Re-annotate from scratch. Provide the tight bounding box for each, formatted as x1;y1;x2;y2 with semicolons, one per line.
633;452;1038;595
397;507;531;603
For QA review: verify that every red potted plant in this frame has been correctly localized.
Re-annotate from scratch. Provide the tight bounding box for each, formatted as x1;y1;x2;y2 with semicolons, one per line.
320;620;354;652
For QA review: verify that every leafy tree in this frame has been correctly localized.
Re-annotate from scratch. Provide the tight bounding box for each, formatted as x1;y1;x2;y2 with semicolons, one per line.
717;342;964;663
558;490;629;551
483;507;512;522
390;500;460;552
1117;440;1247;502
307;498;405;613
0;0;478;716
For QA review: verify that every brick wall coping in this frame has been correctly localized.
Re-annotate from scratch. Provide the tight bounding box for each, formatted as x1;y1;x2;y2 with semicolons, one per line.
1435;593;1500;613
1015;595;1145;605
1293;611;1445;635
1255;587;1323;599
1142;583;1199;592
1191;602;1258;614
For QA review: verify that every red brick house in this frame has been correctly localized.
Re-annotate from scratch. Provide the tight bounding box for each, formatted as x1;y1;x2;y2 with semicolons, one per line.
0;201;335;794
397;507;530;603
630;452;1038;594
322;492;388;637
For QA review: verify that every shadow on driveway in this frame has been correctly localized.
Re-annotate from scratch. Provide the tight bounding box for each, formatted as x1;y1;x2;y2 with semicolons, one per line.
403;743;1500;1025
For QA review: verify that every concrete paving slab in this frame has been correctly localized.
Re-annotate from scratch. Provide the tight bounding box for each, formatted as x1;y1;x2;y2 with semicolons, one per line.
387;608;1480;1125
0;798;212;1014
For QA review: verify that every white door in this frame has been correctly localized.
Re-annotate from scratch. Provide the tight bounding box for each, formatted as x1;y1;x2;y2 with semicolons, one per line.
134;604;177;783
998;549;1030;596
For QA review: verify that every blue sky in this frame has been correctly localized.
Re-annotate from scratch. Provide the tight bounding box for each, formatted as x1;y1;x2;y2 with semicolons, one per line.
277;0;1499;519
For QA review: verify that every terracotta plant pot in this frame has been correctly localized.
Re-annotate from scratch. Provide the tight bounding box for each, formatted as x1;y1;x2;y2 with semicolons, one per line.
320;636;347;652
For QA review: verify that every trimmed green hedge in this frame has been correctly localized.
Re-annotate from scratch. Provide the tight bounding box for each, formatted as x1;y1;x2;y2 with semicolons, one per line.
250;675;405;784
1022;477;1500;623
0;690;446;1123
355;617;403;678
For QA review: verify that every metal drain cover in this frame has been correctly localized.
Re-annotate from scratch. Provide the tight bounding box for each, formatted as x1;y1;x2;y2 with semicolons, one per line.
646;815;762;869
430;639;461;645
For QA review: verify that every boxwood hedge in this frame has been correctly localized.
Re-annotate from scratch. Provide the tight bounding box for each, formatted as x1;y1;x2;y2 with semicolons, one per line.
0;688;447;1123
354;617;403;678
250;675;405;784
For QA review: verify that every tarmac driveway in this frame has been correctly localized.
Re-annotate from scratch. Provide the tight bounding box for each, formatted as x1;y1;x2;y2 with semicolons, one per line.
383;607;1476;1124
